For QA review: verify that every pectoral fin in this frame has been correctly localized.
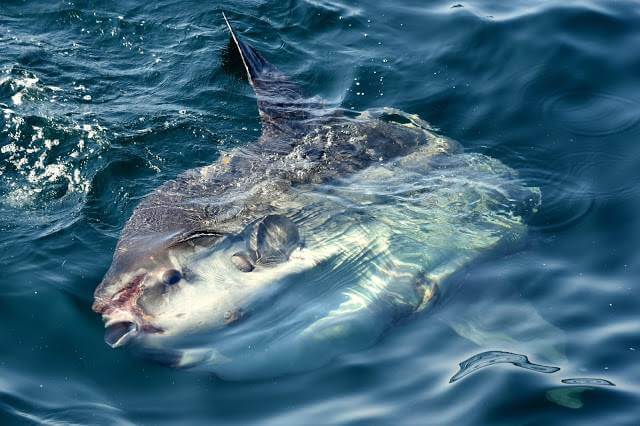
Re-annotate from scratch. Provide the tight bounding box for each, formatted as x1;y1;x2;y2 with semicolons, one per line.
248;215;300;266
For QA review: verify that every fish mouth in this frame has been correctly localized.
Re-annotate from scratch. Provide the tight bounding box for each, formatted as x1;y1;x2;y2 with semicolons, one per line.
102;311;164;348
104;321;138;348
96;272;164;347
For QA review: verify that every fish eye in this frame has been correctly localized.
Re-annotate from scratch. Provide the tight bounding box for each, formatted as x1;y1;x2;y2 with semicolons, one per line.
162;269;182;285
231;252;254;272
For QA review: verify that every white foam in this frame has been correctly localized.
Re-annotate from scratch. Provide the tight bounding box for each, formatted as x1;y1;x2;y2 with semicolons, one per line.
11;91;23;106
1;143;18;154
0;71;106;206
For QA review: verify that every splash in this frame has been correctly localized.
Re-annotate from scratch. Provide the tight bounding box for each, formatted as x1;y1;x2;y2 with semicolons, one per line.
0;68;108;207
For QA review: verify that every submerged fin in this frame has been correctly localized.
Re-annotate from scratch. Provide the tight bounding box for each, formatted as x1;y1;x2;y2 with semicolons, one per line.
222;12;320;137
445;301;567;364
546;387;590;409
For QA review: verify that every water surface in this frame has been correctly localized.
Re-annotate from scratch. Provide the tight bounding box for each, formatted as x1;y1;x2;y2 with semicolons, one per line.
1;0;639;424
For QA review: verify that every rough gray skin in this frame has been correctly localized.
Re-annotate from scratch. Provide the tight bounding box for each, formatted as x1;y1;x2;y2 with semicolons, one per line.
93;112;457;312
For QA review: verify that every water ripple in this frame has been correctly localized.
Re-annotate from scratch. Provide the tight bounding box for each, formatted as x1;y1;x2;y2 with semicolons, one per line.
449;351;560;383
519;168;595;232
542;90;640;136
1;0;639;423
561;378;615;386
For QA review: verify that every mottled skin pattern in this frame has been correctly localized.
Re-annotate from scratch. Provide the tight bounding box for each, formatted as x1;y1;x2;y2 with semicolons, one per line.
93;115;457;312
127;117;439;238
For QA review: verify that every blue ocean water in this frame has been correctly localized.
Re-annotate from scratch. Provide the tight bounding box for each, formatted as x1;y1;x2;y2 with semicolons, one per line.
1;0;639;424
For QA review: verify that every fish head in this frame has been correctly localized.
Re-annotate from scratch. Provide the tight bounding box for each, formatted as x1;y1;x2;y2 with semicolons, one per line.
92;215;305;349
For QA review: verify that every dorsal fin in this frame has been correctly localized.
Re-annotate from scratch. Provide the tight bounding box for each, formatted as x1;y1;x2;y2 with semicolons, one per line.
222;12;320;138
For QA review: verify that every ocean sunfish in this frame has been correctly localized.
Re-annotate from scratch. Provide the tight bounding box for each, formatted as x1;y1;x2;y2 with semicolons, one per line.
92;14;541;379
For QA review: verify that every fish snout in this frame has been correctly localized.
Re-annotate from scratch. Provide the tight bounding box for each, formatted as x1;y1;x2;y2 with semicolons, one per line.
93;272;151;347
93;273;147;314
92;297;109;314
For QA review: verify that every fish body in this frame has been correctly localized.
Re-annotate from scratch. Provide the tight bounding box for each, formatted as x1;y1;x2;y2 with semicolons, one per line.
93;14;540;378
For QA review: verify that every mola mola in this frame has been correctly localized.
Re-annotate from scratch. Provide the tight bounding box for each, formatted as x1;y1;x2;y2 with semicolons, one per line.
92;13;542;379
